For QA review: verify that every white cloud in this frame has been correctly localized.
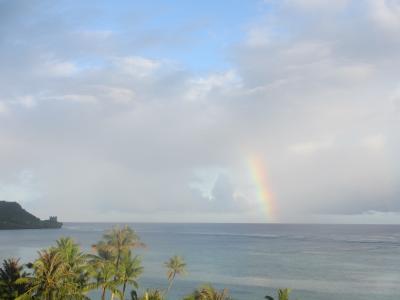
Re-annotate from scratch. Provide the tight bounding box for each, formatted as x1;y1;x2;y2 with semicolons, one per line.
335;63;375;82
288;139;333;155
15;95;36;108
185;70;241;101
52;94;98;104
189;167;225;200
362;134;386;151
41;60;79;77
114;56;160;77
370;0;400;31
282;0;350;11
96;86;136;104
246;27;272;47
0;101;7;113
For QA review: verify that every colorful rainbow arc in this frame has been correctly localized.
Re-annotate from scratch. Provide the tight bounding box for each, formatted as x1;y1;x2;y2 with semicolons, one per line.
248;156;277;221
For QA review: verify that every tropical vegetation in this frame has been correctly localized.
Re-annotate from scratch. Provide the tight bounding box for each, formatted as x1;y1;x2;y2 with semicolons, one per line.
0;225;294;299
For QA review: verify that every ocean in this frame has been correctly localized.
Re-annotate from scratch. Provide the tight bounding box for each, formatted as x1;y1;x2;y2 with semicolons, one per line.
0;223;399;299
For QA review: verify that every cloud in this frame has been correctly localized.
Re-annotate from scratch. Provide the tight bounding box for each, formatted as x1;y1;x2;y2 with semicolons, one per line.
185;70;241;101
0;170;42;204
362;134;386;151
288;139;333;155
113;56;160;78
15;95;37;109
229;0;400;219
0;101;7;114
50;94;98;104
0;0;399;222
283;0;350;11
40;59;79;77
370;0;400;31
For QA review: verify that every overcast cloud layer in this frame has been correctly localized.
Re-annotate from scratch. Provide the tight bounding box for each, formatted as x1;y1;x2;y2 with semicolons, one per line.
0;0;399;223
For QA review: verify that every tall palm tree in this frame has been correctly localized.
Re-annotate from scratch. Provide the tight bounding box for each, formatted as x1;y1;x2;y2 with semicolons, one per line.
93;226;145;300
164;255;186;294
0;258;28;299
88;250;122;300
119;251;143;299
93;226;145;271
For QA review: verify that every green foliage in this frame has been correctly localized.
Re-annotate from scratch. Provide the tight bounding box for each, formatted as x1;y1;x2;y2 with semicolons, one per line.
91;225;145;300
141;289;165;300
93;225;145;267
0;258;29;299
89;253;121;300
120;251;143;298
184;284;231;300
16;248;87;300
165;255;187;294
165;255;187;282
278;288;291;300
55;237;90;292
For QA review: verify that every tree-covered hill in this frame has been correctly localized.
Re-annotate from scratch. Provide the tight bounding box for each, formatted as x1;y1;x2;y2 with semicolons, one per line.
0;201;62;229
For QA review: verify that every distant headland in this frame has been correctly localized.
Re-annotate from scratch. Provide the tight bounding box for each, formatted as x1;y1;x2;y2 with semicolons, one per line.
0;201;62;229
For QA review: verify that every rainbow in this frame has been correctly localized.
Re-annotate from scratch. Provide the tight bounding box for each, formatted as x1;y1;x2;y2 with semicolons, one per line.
247;155;277;221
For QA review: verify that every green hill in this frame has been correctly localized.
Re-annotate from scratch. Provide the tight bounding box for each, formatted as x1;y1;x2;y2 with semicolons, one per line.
0;201;62;229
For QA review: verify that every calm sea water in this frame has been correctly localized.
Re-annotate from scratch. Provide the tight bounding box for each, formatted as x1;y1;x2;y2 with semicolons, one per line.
0;223;399;299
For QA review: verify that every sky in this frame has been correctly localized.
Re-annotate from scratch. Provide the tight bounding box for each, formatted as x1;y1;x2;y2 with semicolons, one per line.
0;0;399;223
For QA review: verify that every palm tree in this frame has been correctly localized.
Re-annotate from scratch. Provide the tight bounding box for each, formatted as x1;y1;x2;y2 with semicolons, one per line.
93;226;145;300
0;258;29;299
93;226;145;271
164;255;186;295
184;284;231;300
119;251;143;299
55;237;86;267
55;237;90;292
16;249;82;300
88;250;122;300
